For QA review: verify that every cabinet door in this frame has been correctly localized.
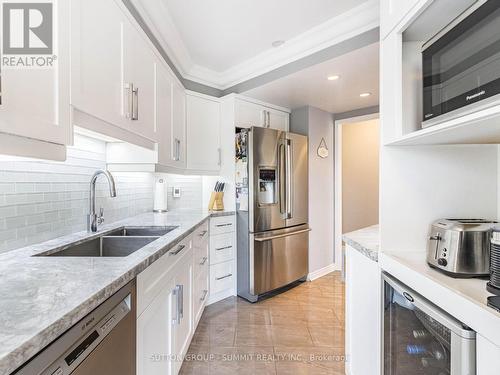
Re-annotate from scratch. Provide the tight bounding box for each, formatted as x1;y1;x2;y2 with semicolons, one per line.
156;63;174;167
0;0;70;145
186;94;221;172
171;82;186;169
380;0;419;39
137;278;175;375
123;22;157;141
268;108;289;131
235;99;266;128
71;0;127;131
172;256;193;374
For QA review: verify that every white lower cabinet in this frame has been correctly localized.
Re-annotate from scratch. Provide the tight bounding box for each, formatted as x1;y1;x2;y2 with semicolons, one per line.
137;277;175;375
345;245;381;375
208;215;236;304
137;222;209;375
477;334;500;375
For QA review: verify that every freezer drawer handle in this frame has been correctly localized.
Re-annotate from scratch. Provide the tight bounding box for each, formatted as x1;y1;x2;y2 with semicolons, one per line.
255;228;311;242
215;223;232;227
215;245;232;251
215;273;232;281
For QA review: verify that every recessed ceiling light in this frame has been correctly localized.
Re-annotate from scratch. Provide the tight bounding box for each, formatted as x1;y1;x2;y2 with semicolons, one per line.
327;75;340;81
360;92;372;97
272;40;285;48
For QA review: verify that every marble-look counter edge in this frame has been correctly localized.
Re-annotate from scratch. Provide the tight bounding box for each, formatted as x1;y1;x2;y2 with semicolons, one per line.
342;224;380;262
0;210;234;375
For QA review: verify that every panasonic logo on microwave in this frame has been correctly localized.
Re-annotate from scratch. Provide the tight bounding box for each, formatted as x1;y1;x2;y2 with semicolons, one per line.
466;91;486;101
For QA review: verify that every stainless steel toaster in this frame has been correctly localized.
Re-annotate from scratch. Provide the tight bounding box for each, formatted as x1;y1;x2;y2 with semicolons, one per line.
426;219;497;278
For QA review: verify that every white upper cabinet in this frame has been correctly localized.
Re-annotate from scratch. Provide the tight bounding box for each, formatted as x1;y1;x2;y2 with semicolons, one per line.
186;93;221;173
156;63;174;167
71;0;127;131
0;0;71;147
380;0;419;40
72;0;158;142
235;98;289;131
122;21;157;141
171;81;187;169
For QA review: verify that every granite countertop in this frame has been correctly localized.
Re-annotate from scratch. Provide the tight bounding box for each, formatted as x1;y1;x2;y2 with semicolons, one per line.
342;224;380;262
0;209;234;375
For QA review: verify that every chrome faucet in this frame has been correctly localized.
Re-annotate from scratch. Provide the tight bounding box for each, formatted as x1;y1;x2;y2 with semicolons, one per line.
88;170;117;232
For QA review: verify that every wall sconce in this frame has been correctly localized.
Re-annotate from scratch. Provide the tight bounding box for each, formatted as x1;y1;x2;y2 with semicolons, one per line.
317;137;329;158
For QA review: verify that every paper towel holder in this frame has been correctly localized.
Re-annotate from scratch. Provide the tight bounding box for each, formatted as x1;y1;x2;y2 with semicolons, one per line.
153;178;168;213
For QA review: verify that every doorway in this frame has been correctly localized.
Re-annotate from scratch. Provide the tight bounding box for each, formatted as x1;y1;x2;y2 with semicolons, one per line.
334;114;380;273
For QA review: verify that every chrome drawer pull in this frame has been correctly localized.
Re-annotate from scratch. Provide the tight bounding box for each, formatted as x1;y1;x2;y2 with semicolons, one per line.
200;290;208;301
215;223;232;227
169;244;185;256
199;230;208;237
215;273;232;281
200;257;208;265
215;246;232;251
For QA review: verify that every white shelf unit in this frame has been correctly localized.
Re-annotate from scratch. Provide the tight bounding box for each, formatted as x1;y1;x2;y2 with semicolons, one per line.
381;0;500;147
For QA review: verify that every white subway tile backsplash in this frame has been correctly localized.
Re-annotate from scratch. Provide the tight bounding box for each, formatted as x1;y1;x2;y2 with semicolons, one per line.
0;135;204;254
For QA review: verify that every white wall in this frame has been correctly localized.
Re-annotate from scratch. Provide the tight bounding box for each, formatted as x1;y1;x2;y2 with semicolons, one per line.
342;119;379;233
291;106;335;275
380;145;498;253
0;135;203;254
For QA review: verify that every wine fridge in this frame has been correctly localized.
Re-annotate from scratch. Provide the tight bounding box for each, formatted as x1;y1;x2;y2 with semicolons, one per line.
383;274;476;374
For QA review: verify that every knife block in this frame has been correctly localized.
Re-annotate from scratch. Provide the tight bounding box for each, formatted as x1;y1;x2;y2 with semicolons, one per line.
208;192;224;211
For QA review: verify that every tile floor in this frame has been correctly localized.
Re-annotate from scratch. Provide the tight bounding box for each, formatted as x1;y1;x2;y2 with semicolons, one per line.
180;272;346;374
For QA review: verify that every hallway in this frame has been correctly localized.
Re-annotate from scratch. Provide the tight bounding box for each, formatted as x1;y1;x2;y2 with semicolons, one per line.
180;272;345;374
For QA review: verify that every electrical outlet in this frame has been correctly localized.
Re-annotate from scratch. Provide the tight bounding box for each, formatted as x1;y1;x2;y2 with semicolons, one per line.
173;187;181;198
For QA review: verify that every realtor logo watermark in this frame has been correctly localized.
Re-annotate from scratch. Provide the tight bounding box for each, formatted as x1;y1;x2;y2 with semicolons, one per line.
1;1;56;68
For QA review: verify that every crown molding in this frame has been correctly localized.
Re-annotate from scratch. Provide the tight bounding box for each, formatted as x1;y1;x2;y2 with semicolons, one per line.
129;0;380;90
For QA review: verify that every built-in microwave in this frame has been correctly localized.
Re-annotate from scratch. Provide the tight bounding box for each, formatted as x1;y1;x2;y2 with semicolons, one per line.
422;0;500;127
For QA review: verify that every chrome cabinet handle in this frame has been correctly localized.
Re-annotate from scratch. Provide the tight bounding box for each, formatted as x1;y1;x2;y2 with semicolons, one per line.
179;284;184;319
174;138;181;161
216;273;232;281
218;148;222;166
267;111;271;128
200;290;208;302
215;246;232;251
131;86;139;120
199;230;208;237
172;285;182;325
124;83;134;119
215;223;232;227
169;244;185;256
200;257;208;265
261;110;267;127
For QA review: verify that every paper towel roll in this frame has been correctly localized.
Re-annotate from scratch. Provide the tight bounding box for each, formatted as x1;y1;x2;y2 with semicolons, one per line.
153;178;168;212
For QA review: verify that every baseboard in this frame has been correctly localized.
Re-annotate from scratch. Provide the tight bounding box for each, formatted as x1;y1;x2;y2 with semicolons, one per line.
307;263;339;281
207;288;235;305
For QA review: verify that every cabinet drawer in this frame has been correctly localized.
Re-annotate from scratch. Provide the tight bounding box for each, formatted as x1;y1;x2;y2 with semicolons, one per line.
210;233;235;265
210;215;236;235
137;235;192;316
210;261;234;295
193;270;209;326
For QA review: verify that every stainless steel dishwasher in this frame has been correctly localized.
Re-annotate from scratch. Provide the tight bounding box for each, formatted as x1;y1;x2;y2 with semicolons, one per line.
16;281;136;375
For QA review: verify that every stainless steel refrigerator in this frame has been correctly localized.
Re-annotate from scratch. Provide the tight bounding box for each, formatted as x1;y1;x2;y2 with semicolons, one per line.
236;126;309;302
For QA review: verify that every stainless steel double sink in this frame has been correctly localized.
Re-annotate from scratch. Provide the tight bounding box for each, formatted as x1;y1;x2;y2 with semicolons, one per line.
35;226;179;258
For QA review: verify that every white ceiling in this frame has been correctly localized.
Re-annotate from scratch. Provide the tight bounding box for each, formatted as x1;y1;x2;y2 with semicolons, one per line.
132;0;379;88
163;0;369;72
243;43;379;114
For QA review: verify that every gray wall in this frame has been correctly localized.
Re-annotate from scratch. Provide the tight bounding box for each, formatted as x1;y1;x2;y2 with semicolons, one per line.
291;106;335;275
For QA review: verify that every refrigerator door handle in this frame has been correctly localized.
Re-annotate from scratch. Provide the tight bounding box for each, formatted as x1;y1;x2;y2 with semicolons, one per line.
286;139;293;219
278;140;287;217
254;228;311;242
